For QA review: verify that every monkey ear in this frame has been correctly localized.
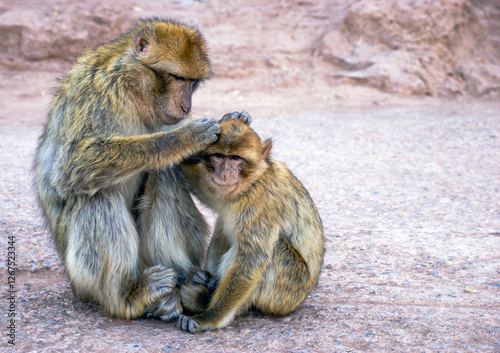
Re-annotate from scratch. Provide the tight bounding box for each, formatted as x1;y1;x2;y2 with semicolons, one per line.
135;37;150;55
262;138;273;158
134;25;154;55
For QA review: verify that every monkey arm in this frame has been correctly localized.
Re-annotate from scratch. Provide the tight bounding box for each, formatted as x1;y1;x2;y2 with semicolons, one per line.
178;160;208;193
63;120;217;195
181;261;265;332
180;233;275;333
177;161;216;207
178;159;202;187
63;133;183;194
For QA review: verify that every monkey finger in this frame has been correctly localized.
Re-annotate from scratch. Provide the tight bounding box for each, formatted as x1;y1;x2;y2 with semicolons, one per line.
220;112;234;123
147;295;182;321
144;265;178;279
147;268;178;284
207;278;218;290
219;111;242;123
143;264;168;275
179;315;187;330
179;315;193;332
156;276;178;291
240;110;252;125
160;309;182;322
192;270;210;285
179;315;200;333
207;123;221;135
220;111;252;125
188;319;200;334
192;270;217;289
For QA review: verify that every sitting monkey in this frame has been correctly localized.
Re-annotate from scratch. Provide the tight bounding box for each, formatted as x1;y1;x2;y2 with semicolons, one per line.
178;112;325;333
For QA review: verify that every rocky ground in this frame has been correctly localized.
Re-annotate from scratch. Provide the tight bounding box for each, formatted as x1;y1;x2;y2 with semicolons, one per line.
0;0;499;352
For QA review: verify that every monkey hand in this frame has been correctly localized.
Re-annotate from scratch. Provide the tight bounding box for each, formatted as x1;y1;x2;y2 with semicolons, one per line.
220;110;252;125
141;265;179;306
179;278;213;314
146;290;183;321
178;314;201;334
192;270;217;290
182;118;220;150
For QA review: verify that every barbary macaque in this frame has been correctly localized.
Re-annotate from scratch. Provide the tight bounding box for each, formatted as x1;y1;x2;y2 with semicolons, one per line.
178;112;325;333
34;18;219;320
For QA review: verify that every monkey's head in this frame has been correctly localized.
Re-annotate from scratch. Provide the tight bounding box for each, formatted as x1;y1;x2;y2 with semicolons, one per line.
132;19;211;125
201;119;272;195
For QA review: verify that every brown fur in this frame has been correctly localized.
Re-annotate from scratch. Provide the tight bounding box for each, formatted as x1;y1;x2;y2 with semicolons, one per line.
34;18;219;320
178;114;325;333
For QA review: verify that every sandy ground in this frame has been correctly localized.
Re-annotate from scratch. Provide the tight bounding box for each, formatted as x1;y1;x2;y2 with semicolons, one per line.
1;99;499;352
1;0;500;352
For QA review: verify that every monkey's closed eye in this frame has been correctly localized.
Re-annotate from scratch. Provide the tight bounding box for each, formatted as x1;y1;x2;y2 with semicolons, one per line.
211;153;225;159
170;74;187;81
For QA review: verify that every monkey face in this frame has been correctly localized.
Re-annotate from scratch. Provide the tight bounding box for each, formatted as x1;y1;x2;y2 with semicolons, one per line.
202;119;273;195
206;153;245;194
152;74;197;124
132;20;210;126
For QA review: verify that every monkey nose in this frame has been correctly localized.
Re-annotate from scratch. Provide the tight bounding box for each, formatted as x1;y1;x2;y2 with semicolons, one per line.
181;99;191;114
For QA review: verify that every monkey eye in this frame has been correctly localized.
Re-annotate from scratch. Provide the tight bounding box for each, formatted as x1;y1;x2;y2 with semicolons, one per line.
229;155;242;161
192;80;201;90
170;74;187;81
211;153;225;159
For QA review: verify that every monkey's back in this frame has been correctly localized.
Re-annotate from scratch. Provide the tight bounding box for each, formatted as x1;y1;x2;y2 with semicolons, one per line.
269;159;324;273
33;33;151;259
240;158;324;315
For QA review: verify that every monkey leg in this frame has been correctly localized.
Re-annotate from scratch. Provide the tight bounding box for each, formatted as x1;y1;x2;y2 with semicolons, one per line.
139;167;209;281
253;236;313;316
139;167;209;318
62;192;178;320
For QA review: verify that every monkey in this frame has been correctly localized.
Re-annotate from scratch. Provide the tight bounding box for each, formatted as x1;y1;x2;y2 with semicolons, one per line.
33;18;221;321
177;112;325;333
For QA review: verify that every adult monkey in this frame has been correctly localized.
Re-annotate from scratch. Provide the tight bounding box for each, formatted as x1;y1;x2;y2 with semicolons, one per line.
34;18;220;321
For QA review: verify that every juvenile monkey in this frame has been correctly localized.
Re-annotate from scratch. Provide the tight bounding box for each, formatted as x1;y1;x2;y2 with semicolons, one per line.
34;18;220;320
178;113;325;333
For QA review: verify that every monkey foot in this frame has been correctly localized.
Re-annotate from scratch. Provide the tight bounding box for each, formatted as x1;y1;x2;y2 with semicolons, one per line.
192;270;217;290
178;314;200;334
146;286;183;321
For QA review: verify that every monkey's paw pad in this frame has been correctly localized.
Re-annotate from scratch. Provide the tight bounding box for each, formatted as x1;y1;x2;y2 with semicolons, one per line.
179;314;200;334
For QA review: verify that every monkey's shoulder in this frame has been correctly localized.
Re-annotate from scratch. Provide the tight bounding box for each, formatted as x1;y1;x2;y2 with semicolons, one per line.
264;159;312;197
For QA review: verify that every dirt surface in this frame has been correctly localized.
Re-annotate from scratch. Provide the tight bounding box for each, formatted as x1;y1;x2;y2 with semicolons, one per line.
1;0;499;352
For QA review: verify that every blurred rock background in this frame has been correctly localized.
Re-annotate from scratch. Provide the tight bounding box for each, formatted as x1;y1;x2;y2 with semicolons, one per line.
1;0;499;100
